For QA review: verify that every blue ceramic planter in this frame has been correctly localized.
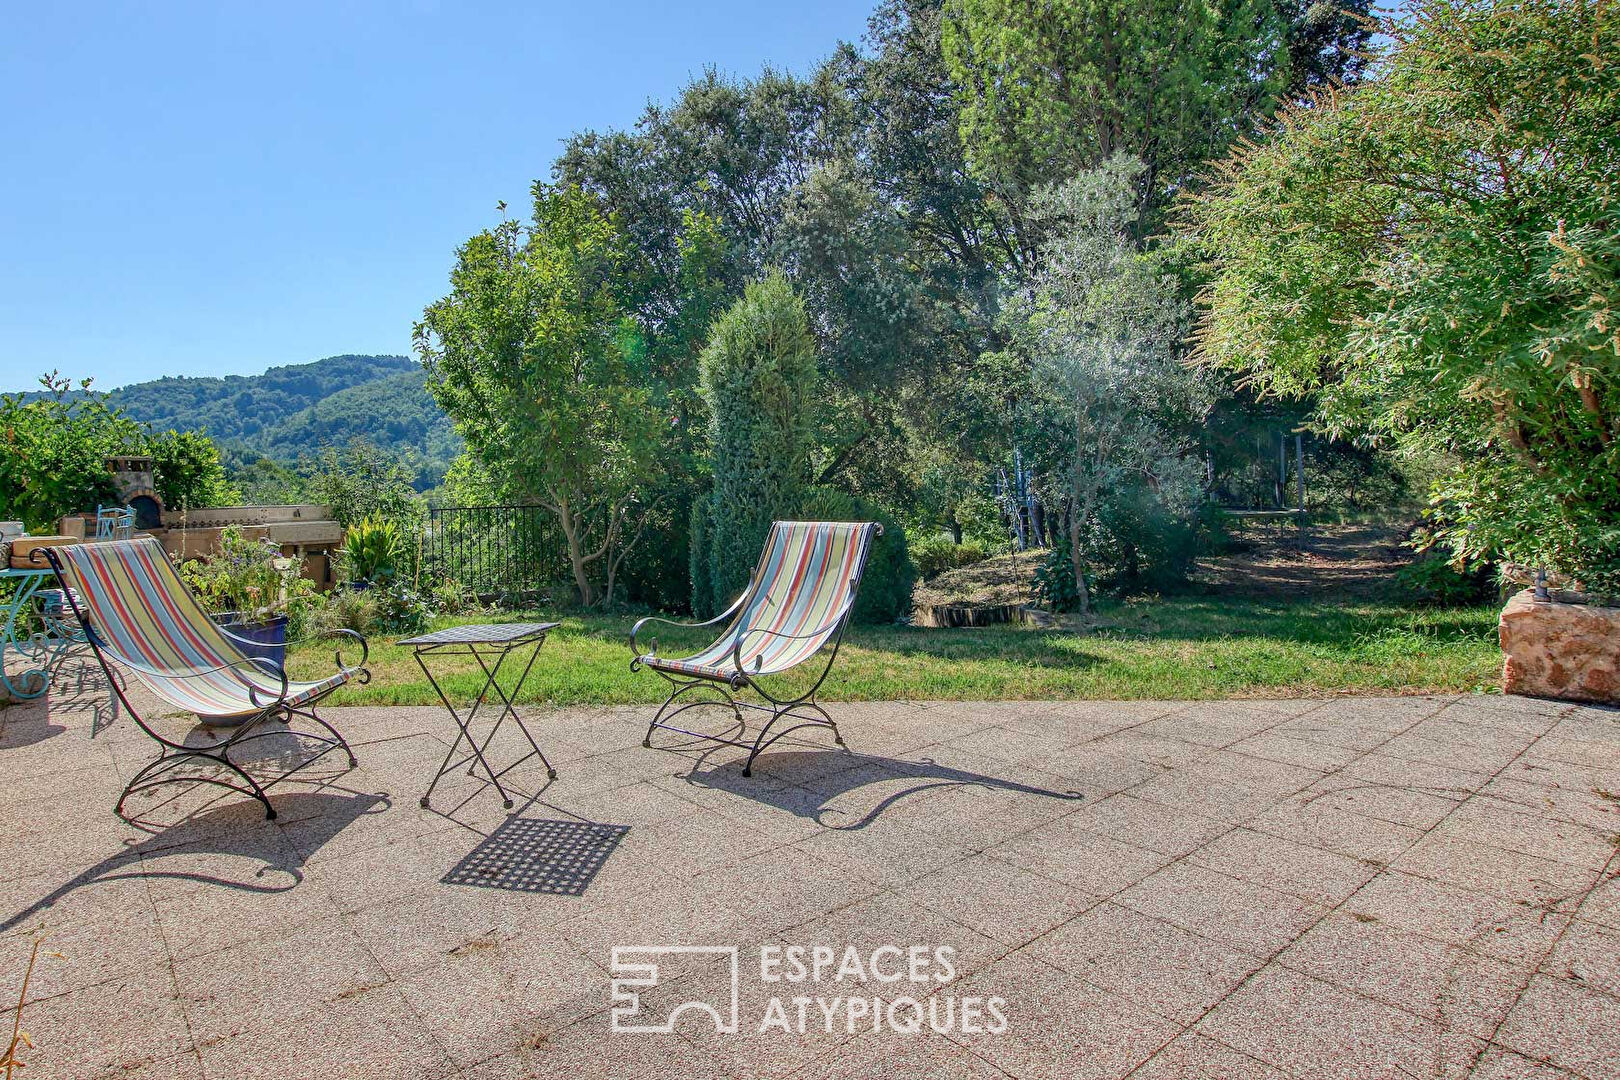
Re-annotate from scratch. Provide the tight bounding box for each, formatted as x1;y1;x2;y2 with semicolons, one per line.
212;612;288;669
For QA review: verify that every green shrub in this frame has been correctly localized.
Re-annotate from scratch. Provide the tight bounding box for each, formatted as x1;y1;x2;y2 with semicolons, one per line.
1092;486;1205;593
1394;555;1497;607
801;487;915;624
340;516;401;585
699;272;818;614
689;497;714;617
910;535;991;580
302;579;435;638
1033;543;1085;613
371;581;435;635
305;589;377;637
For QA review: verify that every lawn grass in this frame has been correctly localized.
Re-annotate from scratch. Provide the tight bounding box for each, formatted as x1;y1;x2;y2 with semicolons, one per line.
289;594;1504;707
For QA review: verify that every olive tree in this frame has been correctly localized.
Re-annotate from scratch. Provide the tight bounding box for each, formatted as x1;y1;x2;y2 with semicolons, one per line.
1007;157;1212;613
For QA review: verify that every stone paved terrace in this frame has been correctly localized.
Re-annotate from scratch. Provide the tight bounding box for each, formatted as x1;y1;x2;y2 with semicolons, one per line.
2;660;1619;1079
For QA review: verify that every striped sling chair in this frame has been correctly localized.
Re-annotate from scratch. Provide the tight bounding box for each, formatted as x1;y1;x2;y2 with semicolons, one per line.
629;521;881;776
42;537;368;821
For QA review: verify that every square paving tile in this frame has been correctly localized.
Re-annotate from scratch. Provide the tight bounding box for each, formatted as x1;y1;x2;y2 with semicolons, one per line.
1029;901;1263;1025
947;949;1180;1080
1114;862;1329;958
1187;827;1380;907
1342;871;1571;968
1274;911;1525;1038
1495;973;1620;1079
1130;1032;1293;1079
1197;966;1486;1080
894;853;1091;947
0;962;190;1080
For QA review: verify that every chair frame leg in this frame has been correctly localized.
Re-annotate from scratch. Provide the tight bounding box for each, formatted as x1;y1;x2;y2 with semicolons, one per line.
642;659;847;777
111;700;356;821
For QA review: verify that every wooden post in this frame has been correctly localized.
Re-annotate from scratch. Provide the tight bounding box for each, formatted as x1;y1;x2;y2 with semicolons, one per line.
1276;433;1286;508
1295;434;1305;511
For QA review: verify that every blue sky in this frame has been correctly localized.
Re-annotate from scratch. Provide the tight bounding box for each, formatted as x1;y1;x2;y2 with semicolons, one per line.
0;0;876;393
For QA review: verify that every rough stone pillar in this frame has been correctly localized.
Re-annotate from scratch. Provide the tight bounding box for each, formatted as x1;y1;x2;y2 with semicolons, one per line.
1499;589;1620;704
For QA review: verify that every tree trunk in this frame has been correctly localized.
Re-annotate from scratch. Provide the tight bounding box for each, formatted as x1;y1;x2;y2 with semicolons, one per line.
556;500;597;607
1067;498;1092;617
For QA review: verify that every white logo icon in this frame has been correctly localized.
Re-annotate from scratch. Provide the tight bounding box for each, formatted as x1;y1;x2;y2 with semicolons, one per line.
610;946;740;1034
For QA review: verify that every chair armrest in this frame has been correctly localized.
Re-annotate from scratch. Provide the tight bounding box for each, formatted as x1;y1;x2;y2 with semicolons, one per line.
209;625;370;684
628;591;748;666
285;628;370;679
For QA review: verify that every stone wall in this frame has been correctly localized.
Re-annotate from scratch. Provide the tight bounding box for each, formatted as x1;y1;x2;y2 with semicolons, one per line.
1499;589;1620;705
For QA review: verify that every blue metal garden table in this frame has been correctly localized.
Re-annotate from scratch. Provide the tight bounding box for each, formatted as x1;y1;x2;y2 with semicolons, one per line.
1;566;62;699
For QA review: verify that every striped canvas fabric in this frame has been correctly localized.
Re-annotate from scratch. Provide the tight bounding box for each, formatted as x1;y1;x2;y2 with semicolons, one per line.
643;521;878;682
50;537;346;718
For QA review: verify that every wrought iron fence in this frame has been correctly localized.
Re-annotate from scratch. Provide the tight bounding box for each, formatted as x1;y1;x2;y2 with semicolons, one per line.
420;505;565;604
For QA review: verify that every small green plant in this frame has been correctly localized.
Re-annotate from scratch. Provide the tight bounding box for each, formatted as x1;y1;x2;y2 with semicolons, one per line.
372;581;435;635
341;516;402;585
911;536;991;580
429;580;472;616
1033;543;1086;613
306;588;378;636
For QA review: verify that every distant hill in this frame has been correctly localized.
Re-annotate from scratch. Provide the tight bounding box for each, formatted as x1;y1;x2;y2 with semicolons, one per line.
99;354;419;442
253;369;460;489
49;354;461;490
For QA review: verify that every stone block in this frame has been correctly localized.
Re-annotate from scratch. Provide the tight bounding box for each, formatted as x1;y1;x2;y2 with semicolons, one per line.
1499;589;1620;704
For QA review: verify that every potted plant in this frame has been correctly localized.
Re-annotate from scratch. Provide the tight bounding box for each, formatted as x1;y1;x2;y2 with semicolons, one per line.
177;525;310;667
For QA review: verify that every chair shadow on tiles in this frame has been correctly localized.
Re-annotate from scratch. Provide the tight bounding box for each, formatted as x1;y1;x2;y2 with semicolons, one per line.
0;789;387;932
679;748;1085;831
441;817;630;896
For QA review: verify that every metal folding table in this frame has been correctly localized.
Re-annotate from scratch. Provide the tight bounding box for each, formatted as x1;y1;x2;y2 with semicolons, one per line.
401;622;560;811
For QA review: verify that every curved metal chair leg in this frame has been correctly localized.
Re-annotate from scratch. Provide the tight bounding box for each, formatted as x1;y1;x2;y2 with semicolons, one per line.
291;705;358;767
115;749;278;821
645;679;744;747
742;704;787;777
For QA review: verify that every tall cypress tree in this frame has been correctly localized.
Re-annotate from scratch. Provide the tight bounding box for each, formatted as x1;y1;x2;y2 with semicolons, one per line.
698;272;818;612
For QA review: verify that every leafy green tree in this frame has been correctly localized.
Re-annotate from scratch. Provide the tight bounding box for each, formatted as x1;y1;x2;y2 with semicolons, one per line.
416;184;664;606
304;438;424;529
1006;158;1212;613
225;453;308;506
1179;0;1620;591
148;428;238;511
941;0;1285;220
0;374;141;531
699;272;819;611
1277;0;1375;97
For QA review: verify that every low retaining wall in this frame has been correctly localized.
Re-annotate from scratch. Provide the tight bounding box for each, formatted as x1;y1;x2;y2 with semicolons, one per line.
912;603;1054;629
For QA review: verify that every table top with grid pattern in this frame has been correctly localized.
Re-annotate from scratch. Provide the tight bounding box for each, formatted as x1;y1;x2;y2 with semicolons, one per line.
398;621;560;648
